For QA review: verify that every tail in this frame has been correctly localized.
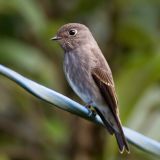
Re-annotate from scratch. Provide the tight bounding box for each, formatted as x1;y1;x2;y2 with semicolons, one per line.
114;120;130;154
95;107;130;153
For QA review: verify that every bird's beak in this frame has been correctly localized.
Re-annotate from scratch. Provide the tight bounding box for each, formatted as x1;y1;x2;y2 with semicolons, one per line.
50;36;62;41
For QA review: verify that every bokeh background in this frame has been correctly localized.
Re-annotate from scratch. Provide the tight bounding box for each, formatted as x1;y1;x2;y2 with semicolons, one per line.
0;0;160;160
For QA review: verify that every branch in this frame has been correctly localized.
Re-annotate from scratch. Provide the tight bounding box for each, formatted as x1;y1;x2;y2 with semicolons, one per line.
0;64;160;156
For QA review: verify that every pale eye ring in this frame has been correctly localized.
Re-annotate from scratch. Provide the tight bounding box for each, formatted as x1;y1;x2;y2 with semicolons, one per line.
68;29;77;36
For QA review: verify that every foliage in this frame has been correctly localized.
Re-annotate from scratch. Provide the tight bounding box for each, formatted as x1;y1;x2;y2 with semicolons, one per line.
0;0;160;159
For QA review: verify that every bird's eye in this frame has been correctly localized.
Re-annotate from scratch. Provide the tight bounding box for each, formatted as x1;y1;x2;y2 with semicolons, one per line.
69;29;77;36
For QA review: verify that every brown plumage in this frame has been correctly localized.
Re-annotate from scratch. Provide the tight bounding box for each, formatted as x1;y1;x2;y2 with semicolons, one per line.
92;68;129;152
51;23;130;153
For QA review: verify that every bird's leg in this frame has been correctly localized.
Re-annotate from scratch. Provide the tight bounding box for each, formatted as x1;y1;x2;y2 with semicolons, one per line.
85;103;92;109
85;102;97;117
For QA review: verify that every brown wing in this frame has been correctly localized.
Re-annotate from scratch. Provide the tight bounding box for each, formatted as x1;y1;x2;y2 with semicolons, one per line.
91;67;118;115
92;67;130;153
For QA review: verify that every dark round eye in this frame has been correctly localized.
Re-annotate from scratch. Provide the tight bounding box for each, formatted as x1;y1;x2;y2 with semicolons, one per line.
69;29;77;36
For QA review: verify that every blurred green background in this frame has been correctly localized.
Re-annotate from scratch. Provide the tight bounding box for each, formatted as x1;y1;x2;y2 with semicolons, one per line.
0;0;160;160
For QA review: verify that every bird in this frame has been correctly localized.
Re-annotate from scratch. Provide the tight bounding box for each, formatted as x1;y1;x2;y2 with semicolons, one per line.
51;23;130;153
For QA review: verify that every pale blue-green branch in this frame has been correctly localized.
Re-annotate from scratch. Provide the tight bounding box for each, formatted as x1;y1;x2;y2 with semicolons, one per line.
0;64;160;156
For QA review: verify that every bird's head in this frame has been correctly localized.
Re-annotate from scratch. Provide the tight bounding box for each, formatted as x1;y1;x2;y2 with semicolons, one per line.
51;23;93;51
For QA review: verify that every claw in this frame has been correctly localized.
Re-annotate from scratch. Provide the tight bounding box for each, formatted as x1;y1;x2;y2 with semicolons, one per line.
85;101;97;117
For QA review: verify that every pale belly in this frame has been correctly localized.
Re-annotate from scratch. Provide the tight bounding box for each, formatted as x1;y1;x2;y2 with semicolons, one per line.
65;72;92;103
64;65;104;106
63;52;105;107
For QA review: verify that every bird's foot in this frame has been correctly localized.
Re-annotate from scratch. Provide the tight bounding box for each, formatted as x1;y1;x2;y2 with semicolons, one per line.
85;102;97;118
88;108;97;118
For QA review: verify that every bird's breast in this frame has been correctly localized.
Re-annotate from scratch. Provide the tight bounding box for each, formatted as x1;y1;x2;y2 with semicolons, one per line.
63;52;96;103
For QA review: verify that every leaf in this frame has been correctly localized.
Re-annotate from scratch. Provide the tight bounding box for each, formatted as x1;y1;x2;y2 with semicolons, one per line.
0;0;47;34
116;53;160;121
0;39;62;90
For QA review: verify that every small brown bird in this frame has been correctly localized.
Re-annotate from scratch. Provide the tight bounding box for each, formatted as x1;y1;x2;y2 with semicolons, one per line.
51;23;129;153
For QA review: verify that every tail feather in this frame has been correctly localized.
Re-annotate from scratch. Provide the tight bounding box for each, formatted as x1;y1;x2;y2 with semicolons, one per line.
115;127;130;153
94;107;114;134
114;114;130;153
95;107;130;153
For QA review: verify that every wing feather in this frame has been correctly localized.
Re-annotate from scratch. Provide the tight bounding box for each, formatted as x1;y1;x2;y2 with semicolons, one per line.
91;68;130;153
91;67;118;115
